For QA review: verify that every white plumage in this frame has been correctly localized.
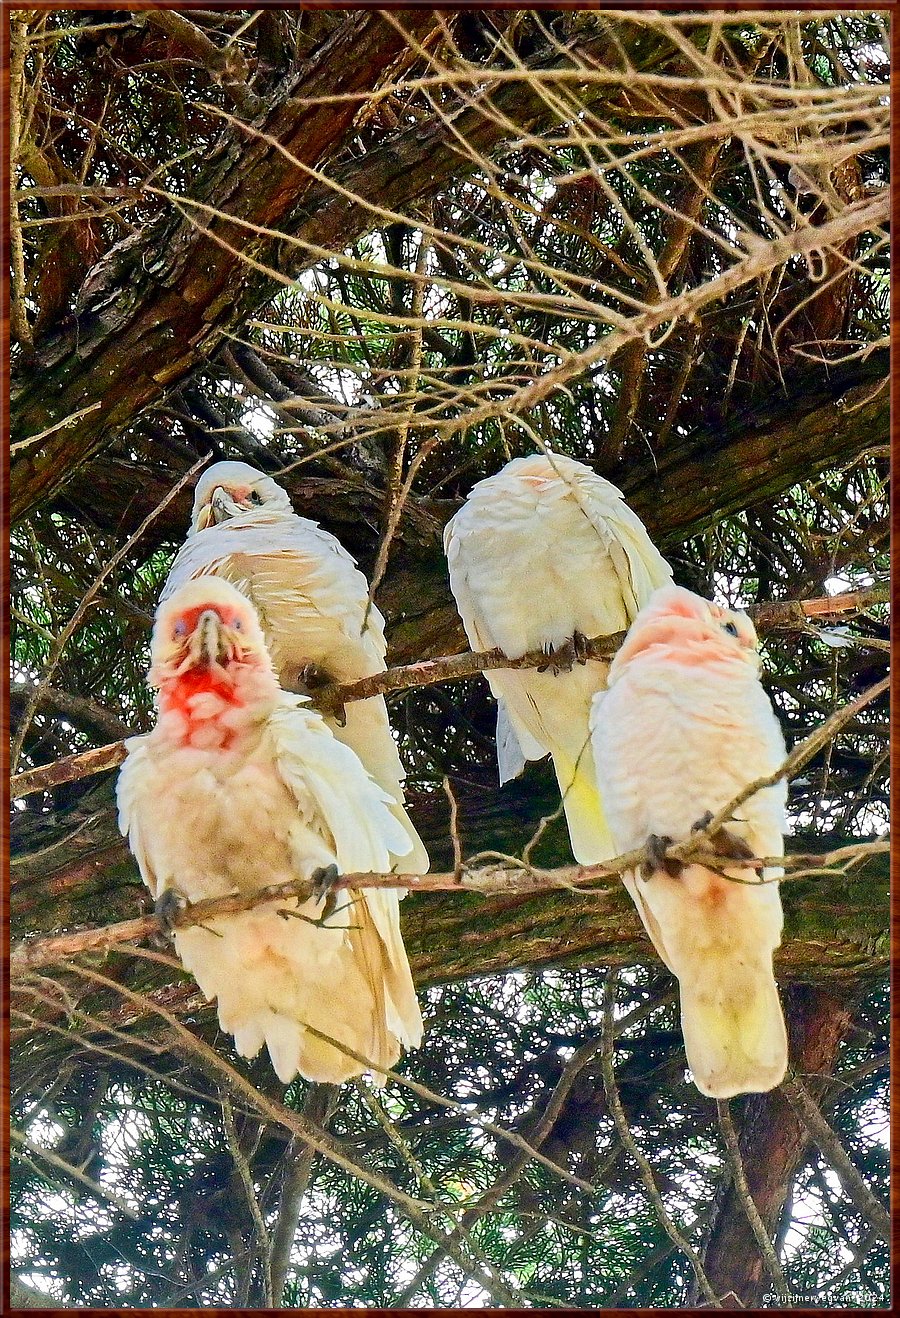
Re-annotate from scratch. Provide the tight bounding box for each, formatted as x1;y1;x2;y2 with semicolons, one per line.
444;452;672;863
117;577;423;1085
161;461;428;873
591;584;789;1098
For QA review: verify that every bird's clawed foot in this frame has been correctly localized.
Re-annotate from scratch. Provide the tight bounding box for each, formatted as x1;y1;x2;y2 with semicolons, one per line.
537;636;575;675
301;663;347;726
571;630;591;665
537;631;591;674
286;662;347;726
298;661;329;692
153;889;188;944
690;811;754;861
310;863;340;907
641;834;681;880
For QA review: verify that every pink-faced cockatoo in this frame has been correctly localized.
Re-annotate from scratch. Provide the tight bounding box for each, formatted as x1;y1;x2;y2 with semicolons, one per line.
161;461;428;873
444;452;673;864
590;584;789;1098
117;577;423;1085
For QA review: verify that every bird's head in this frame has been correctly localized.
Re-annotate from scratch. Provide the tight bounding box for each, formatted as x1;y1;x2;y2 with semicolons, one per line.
189;461;292;533
150;578;273;689
610;584;759;677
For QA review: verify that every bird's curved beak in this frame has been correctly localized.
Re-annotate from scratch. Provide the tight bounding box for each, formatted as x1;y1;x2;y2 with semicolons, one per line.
196;486;244;531
195;502;215;532
197;609;232;664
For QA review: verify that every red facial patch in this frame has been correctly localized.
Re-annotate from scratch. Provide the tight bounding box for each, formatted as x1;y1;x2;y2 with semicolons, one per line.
160;665;244;748
172;603;241;635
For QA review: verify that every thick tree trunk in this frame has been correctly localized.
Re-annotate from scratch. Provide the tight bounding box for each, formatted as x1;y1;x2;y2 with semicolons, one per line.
698;987;858;1307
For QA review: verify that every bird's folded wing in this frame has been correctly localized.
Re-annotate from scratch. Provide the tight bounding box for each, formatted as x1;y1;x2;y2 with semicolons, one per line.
270;697;423;1056
269;698;413;875
116;736;160;896
569;472;674;610
161;513;389;662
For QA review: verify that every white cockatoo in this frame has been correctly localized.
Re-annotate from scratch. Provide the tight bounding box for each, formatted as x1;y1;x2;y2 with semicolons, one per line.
444;451;673;863
117;577;423;1085
591;584;788;1098
161;460;428;873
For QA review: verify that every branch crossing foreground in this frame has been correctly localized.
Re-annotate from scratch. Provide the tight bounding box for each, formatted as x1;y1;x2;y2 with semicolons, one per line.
9;636;887;977
9;582;887;801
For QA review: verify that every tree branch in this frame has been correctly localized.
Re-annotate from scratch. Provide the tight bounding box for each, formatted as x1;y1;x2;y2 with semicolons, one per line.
10;583;884;800
781;1076;891;1244
11;10;439;521
143;11;262;117
9;839;887;980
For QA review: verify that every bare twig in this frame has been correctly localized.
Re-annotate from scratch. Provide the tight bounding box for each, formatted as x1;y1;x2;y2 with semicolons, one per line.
781;1075;891;1244
11;741;132;800
443;776;464;879
143;10;261;116
600;972;720;1306
365;224;432;621
717;1101;791;1298
10;1128;140;1221
11;453;211;773
221;1094;273;1306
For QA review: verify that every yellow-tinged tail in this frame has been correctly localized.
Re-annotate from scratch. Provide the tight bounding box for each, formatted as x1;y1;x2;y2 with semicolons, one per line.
551;745;618;865
678;956;788;1099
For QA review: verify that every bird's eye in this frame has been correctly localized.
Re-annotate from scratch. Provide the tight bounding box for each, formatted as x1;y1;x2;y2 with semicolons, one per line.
249;490;263;504
173;620;188;637
722;621;739;637
232;618;243;630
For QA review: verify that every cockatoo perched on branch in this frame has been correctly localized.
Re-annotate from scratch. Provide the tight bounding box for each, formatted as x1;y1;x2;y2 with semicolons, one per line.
591;584;788;1098
117;578;423;1085
161;460;428;873
444;452;672;863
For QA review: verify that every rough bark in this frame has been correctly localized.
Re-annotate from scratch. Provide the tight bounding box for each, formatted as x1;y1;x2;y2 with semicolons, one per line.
617;354;889;545
10;18;689;523
10;10;438;521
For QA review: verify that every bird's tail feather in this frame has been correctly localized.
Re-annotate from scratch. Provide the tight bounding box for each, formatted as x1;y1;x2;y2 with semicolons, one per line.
550;744;618;865
678;955;788;1099
174;897;411;1085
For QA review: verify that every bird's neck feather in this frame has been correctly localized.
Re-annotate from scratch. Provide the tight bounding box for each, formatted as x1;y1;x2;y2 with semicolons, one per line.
156;661;277;749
